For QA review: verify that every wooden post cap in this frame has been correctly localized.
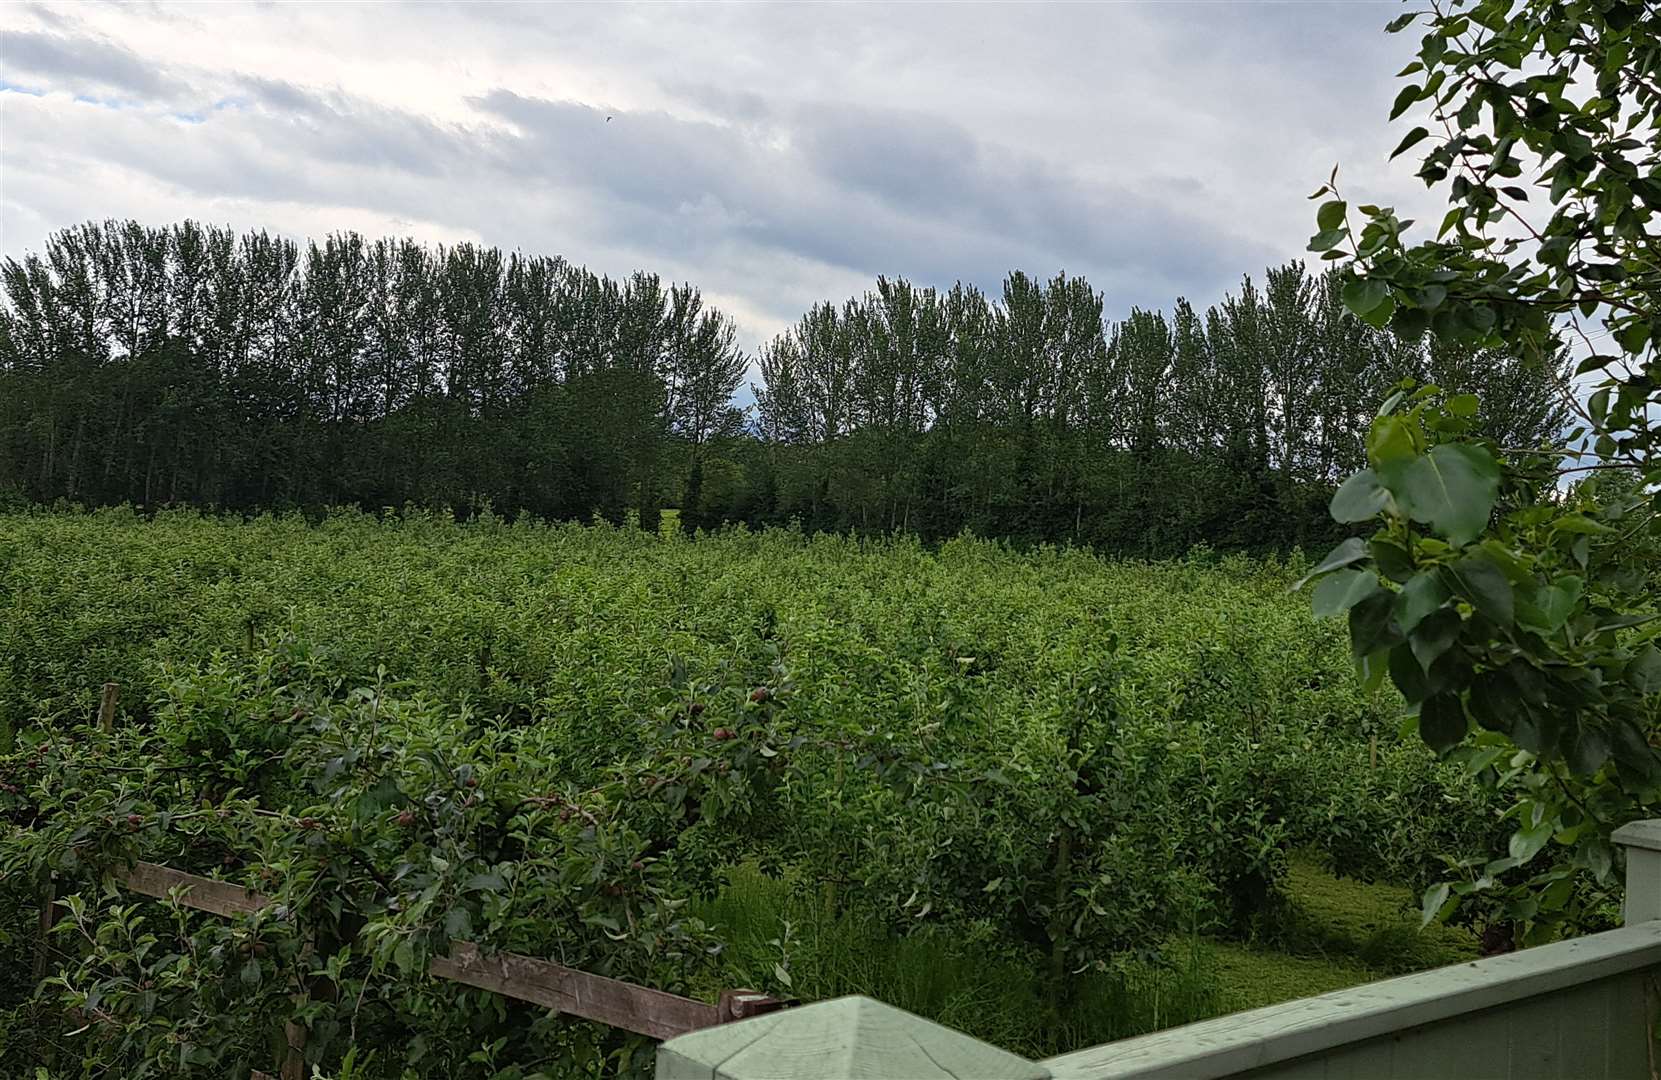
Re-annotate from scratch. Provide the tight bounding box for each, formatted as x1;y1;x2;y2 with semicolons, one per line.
1612;820;1661;852
655;995;1051;1079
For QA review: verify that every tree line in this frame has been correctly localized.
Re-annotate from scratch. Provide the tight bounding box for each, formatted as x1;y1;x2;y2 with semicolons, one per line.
0;220;745;530
0;220;1570;553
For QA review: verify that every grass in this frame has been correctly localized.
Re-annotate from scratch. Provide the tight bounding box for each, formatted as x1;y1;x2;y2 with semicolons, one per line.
694;857;1480;1059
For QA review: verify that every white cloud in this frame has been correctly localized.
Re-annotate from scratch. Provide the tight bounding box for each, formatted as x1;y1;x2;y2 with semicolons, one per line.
1;1;1432;351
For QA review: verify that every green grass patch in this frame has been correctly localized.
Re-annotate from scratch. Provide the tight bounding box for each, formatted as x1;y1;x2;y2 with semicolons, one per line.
697;858;1483;1057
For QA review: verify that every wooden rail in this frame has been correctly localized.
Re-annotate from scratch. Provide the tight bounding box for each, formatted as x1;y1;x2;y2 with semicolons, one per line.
433;943;718;1041
109;860;780;1042
33;683;782;1079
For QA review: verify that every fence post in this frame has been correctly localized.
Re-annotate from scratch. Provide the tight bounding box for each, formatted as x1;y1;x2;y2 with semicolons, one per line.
655;995;1051;1079
1612;819;1661;924
98;682;120;733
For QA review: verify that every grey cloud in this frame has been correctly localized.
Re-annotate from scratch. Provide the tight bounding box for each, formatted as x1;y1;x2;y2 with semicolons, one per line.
213;78;481;179
475;90;1267;311
233;76;328;117
1;0;1421;341
1;30;192;101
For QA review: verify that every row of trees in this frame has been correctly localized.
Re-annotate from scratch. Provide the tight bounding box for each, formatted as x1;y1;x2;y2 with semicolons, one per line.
1;220;1571;552
0;221;745;528
743;265;1569;551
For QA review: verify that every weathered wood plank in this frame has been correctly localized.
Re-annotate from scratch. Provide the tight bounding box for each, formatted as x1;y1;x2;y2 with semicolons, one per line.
432;941;718;1041
111;862;775;1042
719;989;789;1023
33;870;58;983
281;1016;306;1080
97;682;119;733
116;861;270;917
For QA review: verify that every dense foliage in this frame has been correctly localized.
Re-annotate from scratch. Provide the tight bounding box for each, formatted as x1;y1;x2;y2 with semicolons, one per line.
753;264;1567;551
0;222;748;531
1;510;1501;1076
1303;0;1661;941
1;222;1570;553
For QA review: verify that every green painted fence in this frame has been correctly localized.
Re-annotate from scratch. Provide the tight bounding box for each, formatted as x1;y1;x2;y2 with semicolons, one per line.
657;821;1661;1079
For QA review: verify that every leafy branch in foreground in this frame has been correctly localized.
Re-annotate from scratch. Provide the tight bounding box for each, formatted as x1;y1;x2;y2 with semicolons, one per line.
1304;0;1661;943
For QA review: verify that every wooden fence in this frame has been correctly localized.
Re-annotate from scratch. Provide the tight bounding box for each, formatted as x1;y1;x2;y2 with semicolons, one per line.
39;683;1661;1078
94;859;783;1077
656;820;1661;1079
33;683;782;1079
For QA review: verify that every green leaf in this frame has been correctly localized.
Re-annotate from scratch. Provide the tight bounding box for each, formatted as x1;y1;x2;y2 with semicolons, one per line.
1568;727;1611;776
240;958;262;990
1419;692;1469;752
1421;882;1452;926
1370;537;1416;583
1395;444;1500;546
1313;569;1382;618
1368;415;1419;481
1316;200;1348;231
1612;723;1661;782
1508;819;1555;865
1517;579;1579;634
1410;607;1463;672
1444;555;1514;627
1552;514;1614;536
1445;394;1479;417
1390;304;1430;340
1357;647;1391;694
1396;572;1450;632
1293;537;1370;589
1389;643;1431;703
1466;667;1521;733
1349;590;1404;659
1343;278;1391;317
1308;228;1348;252
1391;126;1432;159
463;872;506;894
1330;469;1392;522
1390;83;1424;121
1630;645;1661;695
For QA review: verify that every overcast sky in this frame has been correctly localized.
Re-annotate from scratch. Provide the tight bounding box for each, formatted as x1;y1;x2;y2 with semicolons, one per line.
1;1;1430;352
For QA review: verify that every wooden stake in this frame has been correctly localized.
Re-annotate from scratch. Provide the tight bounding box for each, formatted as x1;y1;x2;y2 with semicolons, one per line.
32;870;56;984
718;989;790;1023
280;1016;306;1080
98;682;119;733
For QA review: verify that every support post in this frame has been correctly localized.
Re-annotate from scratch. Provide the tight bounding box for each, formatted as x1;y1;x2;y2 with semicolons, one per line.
717;988;788;1023
656;995;1050;1079
1612;819;1661;924
280;1014;306;1080
32;870;56;983
98;682;119;733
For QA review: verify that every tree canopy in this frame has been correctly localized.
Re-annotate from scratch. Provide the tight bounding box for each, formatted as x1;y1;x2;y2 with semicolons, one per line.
1303;0;1661;941
2;220;1571;557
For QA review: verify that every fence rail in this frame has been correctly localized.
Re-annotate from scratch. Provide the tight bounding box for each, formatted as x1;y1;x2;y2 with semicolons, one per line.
31;683;782;1077
655;820;1661;1079
106;860;777;1041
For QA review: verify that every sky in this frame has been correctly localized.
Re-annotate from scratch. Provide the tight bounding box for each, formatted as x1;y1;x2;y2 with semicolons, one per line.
0;1;1433;355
